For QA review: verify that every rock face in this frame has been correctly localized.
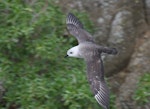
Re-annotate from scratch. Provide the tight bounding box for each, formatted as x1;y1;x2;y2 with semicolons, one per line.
145;0;150;24
105;10;135;76
115;31;150;109
57;0;150;109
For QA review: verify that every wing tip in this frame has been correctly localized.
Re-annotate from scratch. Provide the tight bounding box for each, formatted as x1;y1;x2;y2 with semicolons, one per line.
66;12;83;29
67;12;74;17
95;94;109;109
94;81;110;109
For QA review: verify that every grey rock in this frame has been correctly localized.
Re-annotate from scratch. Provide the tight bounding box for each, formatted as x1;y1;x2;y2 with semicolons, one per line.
104;10;135;76
145;0;150;24
116;31;150;109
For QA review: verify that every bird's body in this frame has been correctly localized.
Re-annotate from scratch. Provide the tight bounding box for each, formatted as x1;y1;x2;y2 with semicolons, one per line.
66;13;117;109
68;42;117;61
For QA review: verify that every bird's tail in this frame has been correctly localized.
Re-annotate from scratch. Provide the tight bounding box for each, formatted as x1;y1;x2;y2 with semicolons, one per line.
101;47;118;55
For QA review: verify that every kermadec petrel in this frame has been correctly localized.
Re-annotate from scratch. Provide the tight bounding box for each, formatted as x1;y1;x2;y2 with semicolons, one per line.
65;13;117;109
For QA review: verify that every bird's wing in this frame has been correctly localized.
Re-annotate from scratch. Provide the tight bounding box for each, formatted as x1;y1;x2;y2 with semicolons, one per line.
86;56;110;109
66;13;94;43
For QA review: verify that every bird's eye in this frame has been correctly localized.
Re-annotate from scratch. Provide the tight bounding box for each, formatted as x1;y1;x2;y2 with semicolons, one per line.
70;52;73;54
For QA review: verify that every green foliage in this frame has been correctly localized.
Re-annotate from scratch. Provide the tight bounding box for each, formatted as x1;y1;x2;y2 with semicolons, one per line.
0;1;116;109
109;93;116;109
0;0;100;109
133;73;150;105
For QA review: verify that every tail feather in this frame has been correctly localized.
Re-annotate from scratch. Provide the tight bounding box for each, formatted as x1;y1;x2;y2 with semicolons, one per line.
101;47;118;55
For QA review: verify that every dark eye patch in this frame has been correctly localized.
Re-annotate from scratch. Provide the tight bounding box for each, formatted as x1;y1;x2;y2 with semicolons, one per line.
70;52;73;54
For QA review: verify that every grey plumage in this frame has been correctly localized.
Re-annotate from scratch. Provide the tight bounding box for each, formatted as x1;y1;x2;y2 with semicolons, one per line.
66;13;117;109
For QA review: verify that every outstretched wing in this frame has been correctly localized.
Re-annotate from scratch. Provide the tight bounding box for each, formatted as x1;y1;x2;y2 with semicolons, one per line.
86;56;110;109
66;13;94;43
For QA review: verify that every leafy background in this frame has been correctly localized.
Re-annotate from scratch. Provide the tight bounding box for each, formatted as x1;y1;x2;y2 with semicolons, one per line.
0;1;99;109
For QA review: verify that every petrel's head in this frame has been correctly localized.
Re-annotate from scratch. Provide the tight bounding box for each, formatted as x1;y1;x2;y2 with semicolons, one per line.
65;46;81;58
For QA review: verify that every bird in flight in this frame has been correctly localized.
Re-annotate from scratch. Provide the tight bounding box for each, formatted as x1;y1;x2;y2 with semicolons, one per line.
65;13;117;109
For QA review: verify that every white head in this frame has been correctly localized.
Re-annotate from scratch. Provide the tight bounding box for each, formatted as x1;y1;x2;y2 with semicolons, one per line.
66;46;81;58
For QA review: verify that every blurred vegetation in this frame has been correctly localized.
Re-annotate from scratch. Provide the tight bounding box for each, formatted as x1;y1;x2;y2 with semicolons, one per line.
133;73;150;105
0;0;116;109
